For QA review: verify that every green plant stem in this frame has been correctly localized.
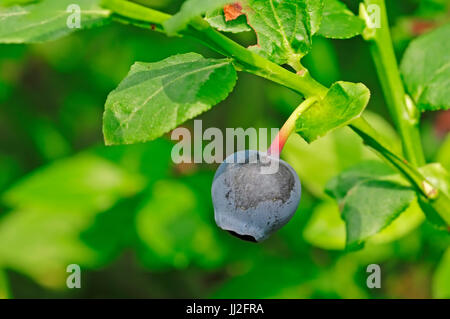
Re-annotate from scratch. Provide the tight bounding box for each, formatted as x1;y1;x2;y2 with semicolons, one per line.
350;117;450;224
102;0;170;24
101;0;328;98
268;97;318;157
195;25;327;98
362;0;425;166
350;117;431;197
102;0;450;225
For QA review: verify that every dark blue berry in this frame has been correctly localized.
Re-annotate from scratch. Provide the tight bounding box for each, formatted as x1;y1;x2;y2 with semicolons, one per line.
211;150;301;242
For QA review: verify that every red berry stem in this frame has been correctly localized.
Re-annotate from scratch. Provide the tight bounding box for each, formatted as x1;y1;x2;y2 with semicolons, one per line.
267;97;318;157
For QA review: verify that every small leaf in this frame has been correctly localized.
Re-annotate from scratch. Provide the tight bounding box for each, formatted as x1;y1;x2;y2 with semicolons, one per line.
316;0;365;39
103;53;237;145
325;161;419;248
369;199;424;245
303;196;424;250
326;162;450;247
304;160;424;250
205;7;251;33
325;160;395;203
0;0;110;43
342;180;416;248
163;0;234;35
241;0;319;65
295;81;370;143
400;23;450;111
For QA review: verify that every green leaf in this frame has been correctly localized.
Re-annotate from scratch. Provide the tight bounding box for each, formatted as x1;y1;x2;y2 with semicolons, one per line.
400;23;450;111
369;199;424;245
295;81;370;143
303;197;424;250
316;0;365;39
103;53;237;145
204;1;324;63
325;160;396;203
326;161;450;247
325;161;420;248
433;248;450;298
305;0;324;35
241;0;319;66
303;201;346;250
2;153;145;212
0;153;145;288
0;207;98;287
163;0;234;35
0;0;110;43
205;7;251;33
341;179;416;248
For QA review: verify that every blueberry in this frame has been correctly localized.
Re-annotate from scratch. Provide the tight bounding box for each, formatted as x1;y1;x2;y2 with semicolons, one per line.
211;150;301;242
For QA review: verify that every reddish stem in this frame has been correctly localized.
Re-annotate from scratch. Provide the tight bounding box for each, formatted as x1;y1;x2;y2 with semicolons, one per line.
267;97;318;157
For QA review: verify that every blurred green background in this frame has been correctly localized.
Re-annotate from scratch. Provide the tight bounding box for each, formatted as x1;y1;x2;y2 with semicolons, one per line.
0;0;449;298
